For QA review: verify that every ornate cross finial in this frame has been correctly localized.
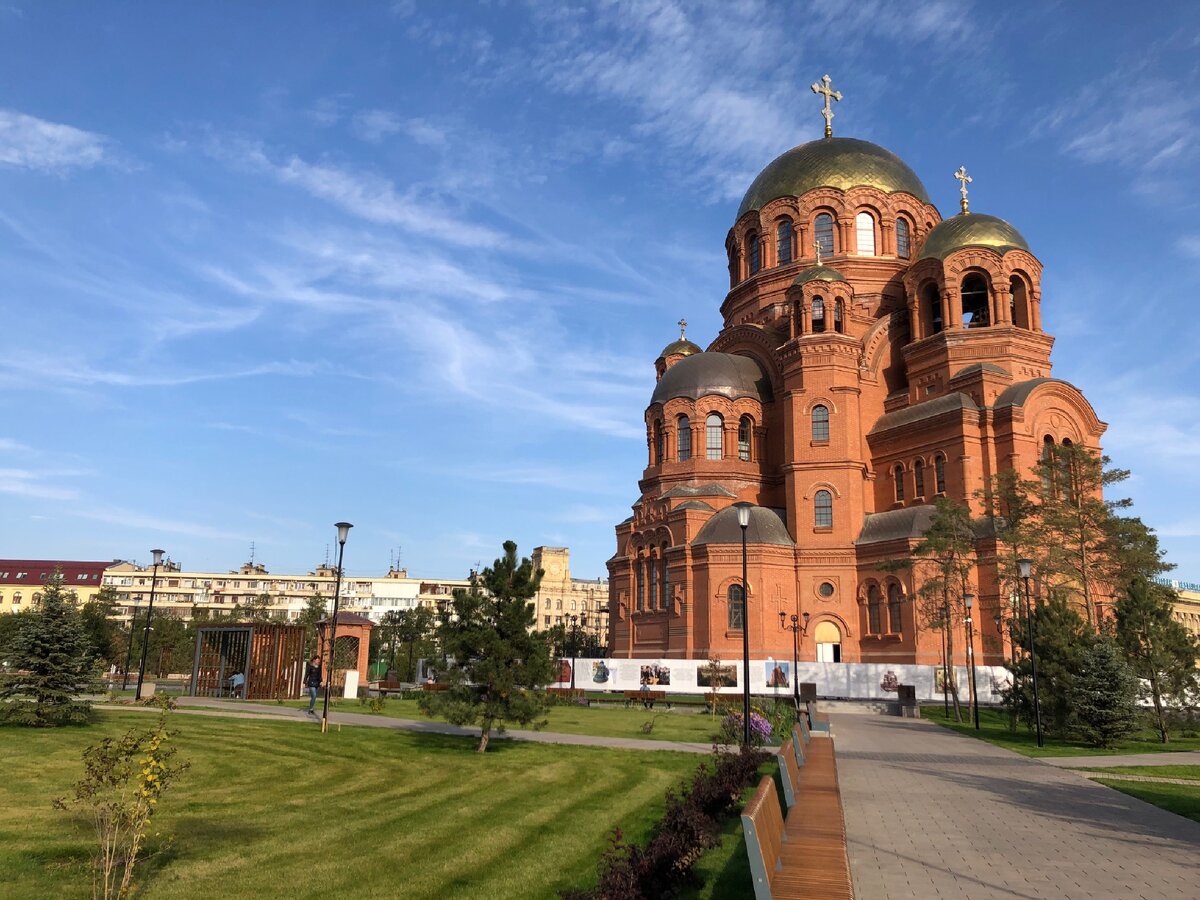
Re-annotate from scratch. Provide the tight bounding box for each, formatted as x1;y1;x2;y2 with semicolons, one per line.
810;74;842;138
954;165;973;214
677;318;687;340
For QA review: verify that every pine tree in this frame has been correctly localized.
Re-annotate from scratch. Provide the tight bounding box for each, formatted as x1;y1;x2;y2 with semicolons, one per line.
0;571;97;726
1071;638;1138;748
418;541;555;751
1010;594;1092;739
1114;577;1200;743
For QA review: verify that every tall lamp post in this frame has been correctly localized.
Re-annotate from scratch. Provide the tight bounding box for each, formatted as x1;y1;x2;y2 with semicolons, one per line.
122;596;140;691
321;522;353;735
134;549;165;701
568;614;579;693
734;502;753;749
779;611;809;710
1017;558;1044;748
964;593;980;730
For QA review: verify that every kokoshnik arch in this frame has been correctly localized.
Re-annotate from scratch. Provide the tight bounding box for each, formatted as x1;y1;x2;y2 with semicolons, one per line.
607;76;1104;667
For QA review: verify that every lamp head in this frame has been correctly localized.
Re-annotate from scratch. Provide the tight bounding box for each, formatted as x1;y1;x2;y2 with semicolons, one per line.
779;610;786;626
150;549;165;567
964;593;974;610
803;611;810;627
733;501;753;529
335;522;353;544
1017;558;1033;579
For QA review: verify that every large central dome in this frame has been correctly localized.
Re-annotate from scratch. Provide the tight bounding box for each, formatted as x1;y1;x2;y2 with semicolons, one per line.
737;137;931;217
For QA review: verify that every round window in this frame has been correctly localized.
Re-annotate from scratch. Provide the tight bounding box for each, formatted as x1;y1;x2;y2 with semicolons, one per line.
818;582;835;598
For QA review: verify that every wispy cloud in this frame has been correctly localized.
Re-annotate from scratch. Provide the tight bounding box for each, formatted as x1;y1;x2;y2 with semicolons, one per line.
0;353;326;388
0;467;79;500
0;109;108;171
352;109;447;147
74;506;252;542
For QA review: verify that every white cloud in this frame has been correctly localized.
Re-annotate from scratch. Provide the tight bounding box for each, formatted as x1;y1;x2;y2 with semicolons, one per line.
74;506;252;542
0;109;107;171
0;353;325;388
0;467;79;500
1178;235;1200;259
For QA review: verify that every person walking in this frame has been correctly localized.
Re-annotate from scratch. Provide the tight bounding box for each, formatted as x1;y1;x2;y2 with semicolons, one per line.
304;655;322;716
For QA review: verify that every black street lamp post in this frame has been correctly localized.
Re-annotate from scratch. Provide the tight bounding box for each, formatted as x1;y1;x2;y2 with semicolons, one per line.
778;611;809;710
734;502;753;749
568;614;579;693
1018;558;1044;748
321;522;353;735
134;549;165;701
964;593;980;730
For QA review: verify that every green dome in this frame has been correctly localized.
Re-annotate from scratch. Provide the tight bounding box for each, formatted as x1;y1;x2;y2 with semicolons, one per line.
738;137;930;218
791;265;847;286
919;212;1030;260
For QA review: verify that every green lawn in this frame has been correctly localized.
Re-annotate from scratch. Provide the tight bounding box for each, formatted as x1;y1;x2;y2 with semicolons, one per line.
275;696;729;744
0;710;704;899
1094;778;1200;825
1075;765;1200;780
922;706;1200;758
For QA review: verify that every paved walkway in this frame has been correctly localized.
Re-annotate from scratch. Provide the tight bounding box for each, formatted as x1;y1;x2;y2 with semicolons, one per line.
97;698;718;754
832;714;1200;900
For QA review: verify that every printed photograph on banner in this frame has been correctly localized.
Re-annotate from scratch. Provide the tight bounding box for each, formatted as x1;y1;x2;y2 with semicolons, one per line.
640;663;671;686
697;664;738;688
591;660;613;684
765;661;790;688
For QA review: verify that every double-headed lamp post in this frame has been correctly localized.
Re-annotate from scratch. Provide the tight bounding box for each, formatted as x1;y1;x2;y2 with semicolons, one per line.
964;593;980;730
321;522;353;735
779;611;809;710
734;501;753;749
134;549;165;701
1017;558;1044;748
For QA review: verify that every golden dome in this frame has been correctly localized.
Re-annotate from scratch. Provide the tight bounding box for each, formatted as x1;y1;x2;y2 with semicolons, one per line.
738;137;930;218
919;212;1030;260
791;265;846;286
658;338;701;359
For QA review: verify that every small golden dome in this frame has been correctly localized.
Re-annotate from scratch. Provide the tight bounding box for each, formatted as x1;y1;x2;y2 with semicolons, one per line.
738;137;930;218
658;338;701;359
791;265;847;286
919;212;1030;260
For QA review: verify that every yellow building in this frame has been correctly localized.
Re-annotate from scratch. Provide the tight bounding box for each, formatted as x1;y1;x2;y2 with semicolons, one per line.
531;546;609;641
1161;578;1200;648
0;559;113;613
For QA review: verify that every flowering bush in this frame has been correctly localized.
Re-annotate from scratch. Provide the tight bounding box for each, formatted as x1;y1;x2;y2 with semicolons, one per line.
719;709;773;747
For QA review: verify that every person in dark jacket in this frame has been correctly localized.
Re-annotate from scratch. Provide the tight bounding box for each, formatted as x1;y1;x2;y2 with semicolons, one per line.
304;656;322;716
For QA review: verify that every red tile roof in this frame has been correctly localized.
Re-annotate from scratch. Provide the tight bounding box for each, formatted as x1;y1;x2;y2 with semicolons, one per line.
0;559;114;586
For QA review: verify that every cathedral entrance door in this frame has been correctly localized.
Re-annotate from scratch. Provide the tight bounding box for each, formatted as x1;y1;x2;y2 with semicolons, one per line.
813;621;842;663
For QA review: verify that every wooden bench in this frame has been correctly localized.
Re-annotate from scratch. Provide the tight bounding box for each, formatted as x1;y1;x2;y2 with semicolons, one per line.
369;680;408;697
421;682;449;692
806;700;831;734
740;735;853;898
623;689;668;709
546;687;589;705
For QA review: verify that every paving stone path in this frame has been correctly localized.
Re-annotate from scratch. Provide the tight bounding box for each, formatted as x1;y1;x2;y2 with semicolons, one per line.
832;714;1200;900
1076;771;1200;786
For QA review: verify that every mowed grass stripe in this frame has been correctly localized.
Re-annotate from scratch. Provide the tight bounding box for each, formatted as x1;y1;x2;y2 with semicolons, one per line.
0;711;700;899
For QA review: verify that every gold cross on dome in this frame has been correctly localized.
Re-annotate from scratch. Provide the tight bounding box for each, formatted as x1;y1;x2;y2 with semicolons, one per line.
954;165;973;213
811;74;842;138
678;318;688;340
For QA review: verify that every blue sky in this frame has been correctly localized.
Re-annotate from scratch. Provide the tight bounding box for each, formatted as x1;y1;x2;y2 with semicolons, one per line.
2;1;1199;581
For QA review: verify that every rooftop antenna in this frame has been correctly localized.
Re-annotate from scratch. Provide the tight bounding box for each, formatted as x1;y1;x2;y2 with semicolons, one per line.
324;543;330;567
249;541;256;566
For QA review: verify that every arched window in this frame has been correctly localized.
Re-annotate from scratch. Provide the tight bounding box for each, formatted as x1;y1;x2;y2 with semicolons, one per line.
653;419;663;465
887;583;903;633
855;211;876;256
728;584;745;631
777;219;793;265
914;459;925;497
738;416;752;461
814;213;834;257
748;233;761;275
660;545;670;610
1041;435;1055;495
1010;275;1029;329
648;553;658;612
812;298;826;333
811;405;830;442
961;274;989;327
815;490;833;528
570;599;577;611
924;282;943;335
706;414;723;460
677;415;691;461
728;245;740;285
1060;438;1075;502
934;454;946;493
867;585;883;635
635;556;645;610
893;464;905;502
896;218;911;258
834;299;844;333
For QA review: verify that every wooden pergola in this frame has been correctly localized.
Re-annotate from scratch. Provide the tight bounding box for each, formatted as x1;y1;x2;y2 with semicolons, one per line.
190;622;307;700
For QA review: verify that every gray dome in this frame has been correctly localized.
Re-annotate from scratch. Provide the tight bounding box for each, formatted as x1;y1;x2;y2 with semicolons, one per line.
692;505;794;547
650;352;772;406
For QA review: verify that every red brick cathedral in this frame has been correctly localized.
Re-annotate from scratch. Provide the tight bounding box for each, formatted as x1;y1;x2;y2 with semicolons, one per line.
607;80;1104;667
